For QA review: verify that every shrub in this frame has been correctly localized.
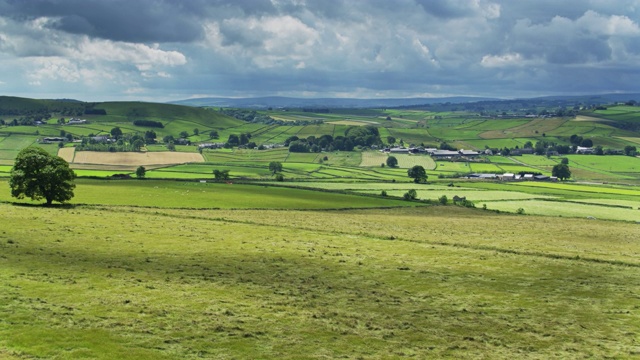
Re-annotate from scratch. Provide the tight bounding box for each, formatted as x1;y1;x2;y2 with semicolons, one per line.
438;195;448;205
516;208;525;215
403;189;417;200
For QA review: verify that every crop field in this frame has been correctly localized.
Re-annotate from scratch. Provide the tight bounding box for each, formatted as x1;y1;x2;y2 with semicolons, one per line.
1;203;639;359
57;147;76;162
202;148;289;163
71;151;204;166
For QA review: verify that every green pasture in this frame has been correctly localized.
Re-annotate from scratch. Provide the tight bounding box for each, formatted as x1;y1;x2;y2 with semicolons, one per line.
315;151;362;167
392;154;436;169
486;155;519;164
0;178;407;209
479;199;640;222
497;164;547;174
565;155;640;174
516;155;559;166
0;136;38;160
468;163;503;173
462;138;529;149
435;161;471;173
510;182;640;197
385;128;436;145
5;201;638;358
285;152;320;163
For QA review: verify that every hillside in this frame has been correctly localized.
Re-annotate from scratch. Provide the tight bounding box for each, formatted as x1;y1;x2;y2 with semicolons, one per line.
169;96;499;109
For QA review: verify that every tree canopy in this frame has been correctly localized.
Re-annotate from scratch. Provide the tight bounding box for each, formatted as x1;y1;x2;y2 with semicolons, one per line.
386;156;398;168
136;166;146;179
552;163;571;181
407;165;427;183
269;161;283;174
10;147;76;205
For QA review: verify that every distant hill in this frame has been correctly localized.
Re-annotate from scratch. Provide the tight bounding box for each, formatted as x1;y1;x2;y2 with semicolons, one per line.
0;96;243;130
169;96;499;109
170;93;640;110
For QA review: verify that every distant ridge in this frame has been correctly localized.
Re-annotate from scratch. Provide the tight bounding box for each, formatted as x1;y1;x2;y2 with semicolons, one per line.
168;96;499;109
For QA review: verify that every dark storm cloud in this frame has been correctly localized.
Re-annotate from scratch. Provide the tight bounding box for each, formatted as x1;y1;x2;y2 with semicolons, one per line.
0;0;203;42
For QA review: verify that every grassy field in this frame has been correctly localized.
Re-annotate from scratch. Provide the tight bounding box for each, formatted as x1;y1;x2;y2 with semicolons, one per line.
0;178;407;209
479;199;640;222
0;203;638;359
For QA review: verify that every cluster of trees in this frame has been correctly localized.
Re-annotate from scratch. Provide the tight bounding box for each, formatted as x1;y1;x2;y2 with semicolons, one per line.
75;127;155;152
287;126;382;153
226;133;255;148
133;120;164;128
1;117;47;126
569;134;593;147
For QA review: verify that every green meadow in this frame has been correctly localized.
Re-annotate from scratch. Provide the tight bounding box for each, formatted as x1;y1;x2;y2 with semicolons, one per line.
2;98;640;358
1;202;639;359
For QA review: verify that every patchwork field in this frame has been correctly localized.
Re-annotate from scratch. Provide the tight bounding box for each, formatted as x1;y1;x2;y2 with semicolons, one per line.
71;151;204;166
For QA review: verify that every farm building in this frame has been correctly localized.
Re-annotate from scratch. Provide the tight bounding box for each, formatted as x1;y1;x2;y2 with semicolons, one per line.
199;142;225;149
576;146;595;154
41;137;65;143
66;118;87;125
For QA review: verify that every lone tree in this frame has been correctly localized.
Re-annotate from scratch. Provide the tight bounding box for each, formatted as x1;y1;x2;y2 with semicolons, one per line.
10;147;76;205
269;161;283;175
136;166;146;179
110;127;123;139
552;163;571;181
386;156;398;168
407;165;427;183
213;169;230;180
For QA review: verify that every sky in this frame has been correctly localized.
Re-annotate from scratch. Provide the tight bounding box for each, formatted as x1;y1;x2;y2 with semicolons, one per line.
1;0;640;102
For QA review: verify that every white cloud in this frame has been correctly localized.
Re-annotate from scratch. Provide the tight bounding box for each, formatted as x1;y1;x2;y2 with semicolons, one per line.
481;53;525;67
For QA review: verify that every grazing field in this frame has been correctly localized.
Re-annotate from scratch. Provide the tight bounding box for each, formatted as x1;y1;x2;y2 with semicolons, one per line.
565;154;640;174
392;154;437;169
72;151;204;166
0;204;638;359
479;199;640;222
0;179;406;209
0;135;37;160
359;150;389;167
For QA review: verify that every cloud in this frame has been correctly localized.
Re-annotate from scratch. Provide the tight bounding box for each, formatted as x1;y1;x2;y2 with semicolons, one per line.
1;0;640;100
